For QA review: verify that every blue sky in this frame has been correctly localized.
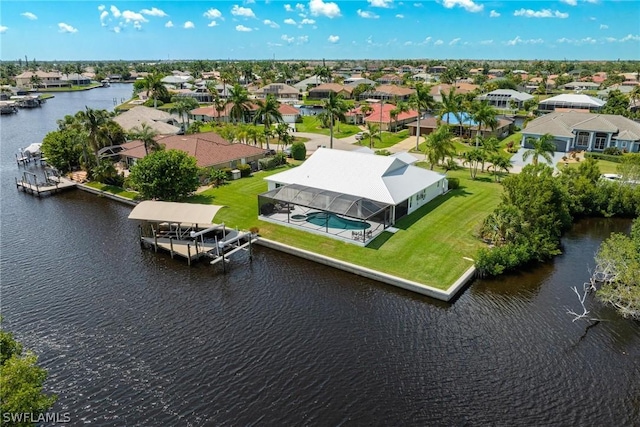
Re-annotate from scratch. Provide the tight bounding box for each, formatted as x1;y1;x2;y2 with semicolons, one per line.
0;1;638;61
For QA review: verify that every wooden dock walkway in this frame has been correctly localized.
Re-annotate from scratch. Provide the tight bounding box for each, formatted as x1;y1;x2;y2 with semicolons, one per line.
16;173;77;196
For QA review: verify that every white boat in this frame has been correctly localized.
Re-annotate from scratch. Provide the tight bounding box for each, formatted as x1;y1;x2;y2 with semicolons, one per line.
23;143;42;157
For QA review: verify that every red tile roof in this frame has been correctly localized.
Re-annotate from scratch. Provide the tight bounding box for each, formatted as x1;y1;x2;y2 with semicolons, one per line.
363;103;419;123
121;132;265;168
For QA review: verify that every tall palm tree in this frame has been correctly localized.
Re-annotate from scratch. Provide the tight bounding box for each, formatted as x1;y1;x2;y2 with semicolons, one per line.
74;107;112;163
212;92;227;123
129;123;161;156
253;94;283;150
141;73;167;108
423;125;455;170
479;136;501;172
391;101;410;132
364;122;381;149
359;103;373;124
487;154;512;182
227;84;252;124
470;101;498;148
410;82;437;150
246;125;260;146
523;133;556;166
439;86;462;129
169;97;198;131
322;91;348;149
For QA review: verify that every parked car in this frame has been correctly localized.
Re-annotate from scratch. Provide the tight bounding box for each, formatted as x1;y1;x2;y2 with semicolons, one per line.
264;149;276;156
355;132;364;140
283;147;292;158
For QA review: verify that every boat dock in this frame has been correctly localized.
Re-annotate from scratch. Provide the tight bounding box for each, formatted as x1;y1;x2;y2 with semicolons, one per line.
15;170;76;196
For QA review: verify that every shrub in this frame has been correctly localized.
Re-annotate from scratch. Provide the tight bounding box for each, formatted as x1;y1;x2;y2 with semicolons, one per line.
237;164;252;177
295;116;303;124
290;142;307;160
375;149;391;156
447;177;460;190
603;147;623;156
259;157;280;170
143;99;164;108
220;167;233;179
585;152;624;163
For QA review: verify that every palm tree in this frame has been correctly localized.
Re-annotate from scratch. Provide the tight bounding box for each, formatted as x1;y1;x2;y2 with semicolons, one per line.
487;154;512;182
141;73;167;108
322;91;348;149
523;133;556;166
74;107;112;163
461;148;484;179
364;122;381;149
227;84;252;124
275;123;292;150
410;82;437;150
169;97;198;131
212;92;227;123
439;86;463;129
423;125;455;170
479;136;501;172
359;103;373;124
246;125;261;146
470;101;498;148
253;94;283;150
129;123;160;156
29;74;42;89
391;101;409;132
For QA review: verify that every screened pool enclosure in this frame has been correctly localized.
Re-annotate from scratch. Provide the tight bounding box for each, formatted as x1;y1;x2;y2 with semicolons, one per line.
258;184;392;245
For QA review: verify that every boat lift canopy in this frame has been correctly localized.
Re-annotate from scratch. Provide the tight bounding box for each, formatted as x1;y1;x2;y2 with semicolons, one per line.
128;201;224;225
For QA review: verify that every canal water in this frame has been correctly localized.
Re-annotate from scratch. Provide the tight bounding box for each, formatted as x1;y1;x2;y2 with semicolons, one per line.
1;85;639;426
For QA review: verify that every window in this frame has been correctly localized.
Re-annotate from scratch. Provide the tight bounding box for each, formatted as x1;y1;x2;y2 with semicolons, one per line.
576;131;590;147
594;133;607;150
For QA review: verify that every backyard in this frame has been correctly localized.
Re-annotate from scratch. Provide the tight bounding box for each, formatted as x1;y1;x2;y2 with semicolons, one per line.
187;165;502;290
295;116;361;137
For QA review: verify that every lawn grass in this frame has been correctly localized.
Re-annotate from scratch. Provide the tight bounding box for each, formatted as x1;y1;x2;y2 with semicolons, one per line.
557;159;620;174
187;165;501;289
85;182;138;199
295;116;361;138
38;84;102;92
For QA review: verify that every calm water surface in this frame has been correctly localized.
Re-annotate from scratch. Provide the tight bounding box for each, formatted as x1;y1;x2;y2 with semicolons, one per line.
1;86;639;426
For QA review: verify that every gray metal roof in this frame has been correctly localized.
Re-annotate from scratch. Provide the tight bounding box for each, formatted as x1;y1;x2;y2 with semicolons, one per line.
522;110;640;139
478;89;534;102
261;184;390;220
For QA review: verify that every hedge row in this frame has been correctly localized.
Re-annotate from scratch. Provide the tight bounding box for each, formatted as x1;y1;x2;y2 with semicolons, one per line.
584;152;624;163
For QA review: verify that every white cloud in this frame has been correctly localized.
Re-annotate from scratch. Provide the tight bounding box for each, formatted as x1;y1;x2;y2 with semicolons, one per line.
582;37;596;44
368;0;393;7
600;24;608;30
236;24;252;31
422;36;432;44
489;10;500;18
0;26;7;33
442;0;483;13
479;39;493;45
309;0;341;18
560;0;577;5
284;18;297;25
514;9;569;19
620;34;640;42
122;11;147;23
58;22;78;33
98;5;105;11
284;4;294;12
208;21;218;27
584;0;598;3
100;11;109;26
113;26;121;33
300;18;315;24
296;3;306;11
184;21;195;29
298;35;309;43
140;7;167;17
396;14;404;18
414;3;423;7
434;39;443;45
328;34;339;43
110;5;121;18
281;34;295;43
246;0;256;3
604;37;617;42
506;35;544;45
204;8;222;19
357;9;379;19
264;19;280;28
21;12;38;20
165;21;174;28
404;41;413;46
449;37;461;45
231;5;256;18
134;21;142;30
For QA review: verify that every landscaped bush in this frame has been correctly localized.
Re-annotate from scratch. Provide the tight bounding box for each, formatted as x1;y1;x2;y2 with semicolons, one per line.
259;157;280;170
375;149;391;156
143;99;164;108
603;147;623;156
585;152;624;163
237;164;252;177
220;167;233;179
295;116;303;123
447;177;460;190
290;142;306;160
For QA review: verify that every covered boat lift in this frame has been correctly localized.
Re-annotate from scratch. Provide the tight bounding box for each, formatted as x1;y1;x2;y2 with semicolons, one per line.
128;201;256;267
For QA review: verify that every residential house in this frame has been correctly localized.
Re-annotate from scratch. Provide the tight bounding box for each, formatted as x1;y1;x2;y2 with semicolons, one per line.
376;74;403;85
407;113;512;139
344;77;377;87
597;84;636;99
520;110;640;153
359;85;415;102
15;71;66;88
307;83;353;100
430;83;479;103
190;103;299;124
293;75;324;92
112;106;182;134
563;81;600;91
61;73;92;85
120;132;267;169
363;102;419;131
476;89;534;110
254;83;301;101
538;94;605;113
399;65;415;74
429;65;447;74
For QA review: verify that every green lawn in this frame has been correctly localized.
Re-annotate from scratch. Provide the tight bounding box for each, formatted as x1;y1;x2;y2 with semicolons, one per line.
85;182;138;199
38;84;102;92
557;159;620;174
187;165;501;289
295;116;361;137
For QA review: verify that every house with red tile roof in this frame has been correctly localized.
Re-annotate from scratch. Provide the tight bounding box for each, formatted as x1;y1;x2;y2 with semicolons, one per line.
190;103;300;124
363;102;419;131
119;132;267;169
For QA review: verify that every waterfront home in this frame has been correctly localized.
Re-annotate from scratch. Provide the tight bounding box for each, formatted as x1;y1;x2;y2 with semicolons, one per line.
308;83;353;100
253;83;301;102
538;94;605;113
359;85;415;102
407;113;512;139
189;103;299;124
430;83;479;103
120;132;267;169
476;89;534;110
113;106;182;134
258;148;447;245
15;71;66;88
520;110;640;153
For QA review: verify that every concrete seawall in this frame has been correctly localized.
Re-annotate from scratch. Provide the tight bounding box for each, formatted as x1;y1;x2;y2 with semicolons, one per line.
256;238;476;302
77;184;138;206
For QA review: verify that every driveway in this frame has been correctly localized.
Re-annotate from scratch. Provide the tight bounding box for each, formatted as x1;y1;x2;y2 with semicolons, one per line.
510;147;565;170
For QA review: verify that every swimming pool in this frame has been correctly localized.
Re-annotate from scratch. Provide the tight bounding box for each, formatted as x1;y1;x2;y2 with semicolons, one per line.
305;212;371;230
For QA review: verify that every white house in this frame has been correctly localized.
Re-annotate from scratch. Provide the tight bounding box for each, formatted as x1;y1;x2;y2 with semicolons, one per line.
538;94;605;113
258;148;448;245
